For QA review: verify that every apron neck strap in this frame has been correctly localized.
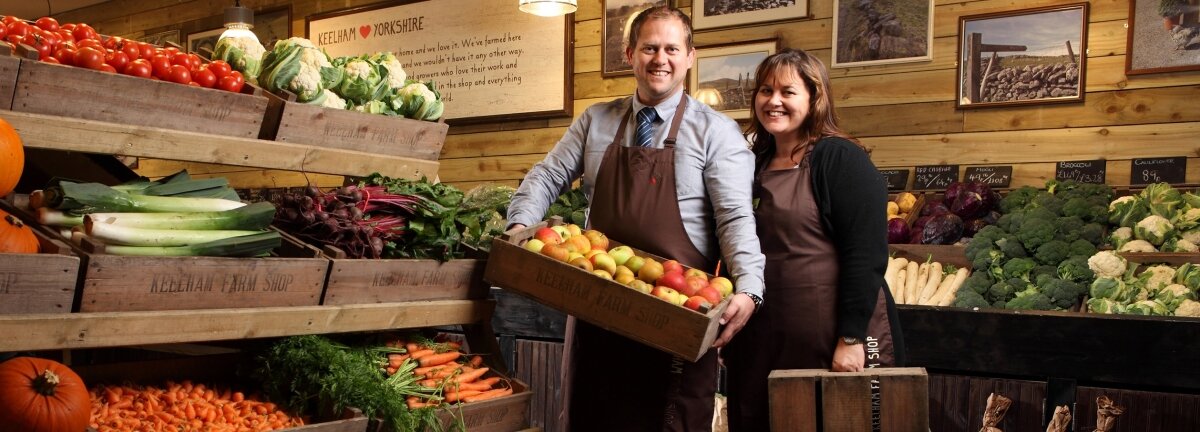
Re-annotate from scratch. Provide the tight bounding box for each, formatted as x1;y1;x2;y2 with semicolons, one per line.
612;92;690;149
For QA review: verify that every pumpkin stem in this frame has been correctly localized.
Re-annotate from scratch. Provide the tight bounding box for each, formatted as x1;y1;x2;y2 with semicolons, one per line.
31;369;62;396
4;214;23;228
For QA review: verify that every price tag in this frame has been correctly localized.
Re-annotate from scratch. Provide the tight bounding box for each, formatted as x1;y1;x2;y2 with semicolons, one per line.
1054;160;1106;184
1131;156;1186;186
878;169;909;191
913;165;959;191
964;166;1013;188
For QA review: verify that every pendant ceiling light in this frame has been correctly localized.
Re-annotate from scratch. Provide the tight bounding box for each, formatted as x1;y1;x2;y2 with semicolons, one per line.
519;0;577;17
219;0;259;43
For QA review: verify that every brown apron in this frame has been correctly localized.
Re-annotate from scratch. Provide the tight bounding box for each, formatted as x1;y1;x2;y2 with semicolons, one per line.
562;93;720;432
724;148;898;432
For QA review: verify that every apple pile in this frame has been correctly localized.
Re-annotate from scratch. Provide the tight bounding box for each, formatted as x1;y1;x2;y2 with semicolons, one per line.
523;224;734;312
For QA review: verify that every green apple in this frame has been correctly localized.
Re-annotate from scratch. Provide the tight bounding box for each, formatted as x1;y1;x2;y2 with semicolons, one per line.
589;252;617;275
524;238;546;253
625;255;646;274
671;292;689;306
565;224;583;238
709;276;734;298
684;268;708;279
607;246;635;266
567;252;584;263
551;225;571;240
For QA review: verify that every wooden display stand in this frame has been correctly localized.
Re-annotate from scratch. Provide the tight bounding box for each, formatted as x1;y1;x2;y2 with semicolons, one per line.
0;210;81;314
0;50;19;109
768;368;929;432
315;242;489;305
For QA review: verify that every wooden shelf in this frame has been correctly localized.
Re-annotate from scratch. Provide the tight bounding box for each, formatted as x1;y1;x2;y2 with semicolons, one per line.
0;300;493;352
0;110;439;180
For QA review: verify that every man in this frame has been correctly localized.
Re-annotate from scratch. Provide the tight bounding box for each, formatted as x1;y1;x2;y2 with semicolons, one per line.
506;6;765;431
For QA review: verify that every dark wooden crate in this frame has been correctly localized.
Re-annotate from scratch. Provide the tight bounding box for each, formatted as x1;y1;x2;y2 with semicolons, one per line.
513;338;564;432
0;53;19;110
768;368;929;432
965;377;1046;432
0;213;81;314
1076;386;1200;432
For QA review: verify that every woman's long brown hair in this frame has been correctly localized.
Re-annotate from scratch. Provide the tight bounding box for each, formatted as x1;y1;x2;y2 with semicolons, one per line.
746;49;865;171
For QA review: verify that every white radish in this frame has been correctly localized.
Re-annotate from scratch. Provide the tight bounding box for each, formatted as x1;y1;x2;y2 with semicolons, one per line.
884;257;908;299
894;269;908;304
901;261;919;305
937;268;971;306
927;271;957;306
917;262;943;305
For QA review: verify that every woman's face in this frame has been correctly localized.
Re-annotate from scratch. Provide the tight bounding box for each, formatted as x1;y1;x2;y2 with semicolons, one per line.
754;68;811;139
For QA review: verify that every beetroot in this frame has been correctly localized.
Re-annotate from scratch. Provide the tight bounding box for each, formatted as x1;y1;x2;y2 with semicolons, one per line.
887;218;910;244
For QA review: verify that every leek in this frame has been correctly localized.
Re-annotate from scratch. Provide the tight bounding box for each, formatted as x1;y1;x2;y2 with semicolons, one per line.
85;202;275;231
43;182;245;214
38;208;84;227
103;232;281;257
87;222;265;247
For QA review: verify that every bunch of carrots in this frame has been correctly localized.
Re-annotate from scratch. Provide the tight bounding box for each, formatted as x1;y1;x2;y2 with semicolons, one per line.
380;337;514;410
89;380;304;432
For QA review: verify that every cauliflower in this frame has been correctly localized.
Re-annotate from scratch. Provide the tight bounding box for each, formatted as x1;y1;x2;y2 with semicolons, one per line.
1183;228;1200;245
1108;227;1133;250
1140;265;1176;292
1134;214;1175;246
1087;251;1128;279
1164;238;1199;253
289;60;324;101
1108;195;1136;212
281;36;317;49
259;38;344;103
213;35;266;81
343;59;374;80
1175;299;1200;317
1118;239;1158;253
398;81;444;121
1173;207;1200;231
371;52;408;89
313;89;346;109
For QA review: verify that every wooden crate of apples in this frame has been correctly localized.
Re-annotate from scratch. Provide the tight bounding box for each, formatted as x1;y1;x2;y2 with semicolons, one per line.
485;217;733;361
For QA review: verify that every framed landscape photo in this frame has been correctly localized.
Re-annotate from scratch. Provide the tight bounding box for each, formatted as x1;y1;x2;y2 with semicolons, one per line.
689;40;777;120
832;0;933;68
253;6;292;50
186;28;224;57
692;0;807;31
603;0;668;77
1125;0;1200;75
956;3;1089;109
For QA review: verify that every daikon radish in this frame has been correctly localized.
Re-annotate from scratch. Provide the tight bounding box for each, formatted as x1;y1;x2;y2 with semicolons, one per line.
894;270;907;304
901;261;919;305
917;262;943;305
884;257;909;299
936;268;971;306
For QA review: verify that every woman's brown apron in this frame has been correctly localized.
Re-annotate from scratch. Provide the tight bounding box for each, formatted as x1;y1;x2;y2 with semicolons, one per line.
562;94;721;432
723;149;898;431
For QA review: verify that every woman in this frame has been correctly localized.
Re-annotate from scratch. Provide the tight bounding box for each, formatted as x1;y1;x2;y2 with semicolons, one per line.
722;48;905;431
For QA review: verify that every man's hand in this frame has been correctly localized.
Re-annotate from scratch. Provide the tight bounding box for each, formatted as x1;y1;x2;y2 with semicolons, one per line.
509;223;527;231
831;339;866;372
711;293;755;348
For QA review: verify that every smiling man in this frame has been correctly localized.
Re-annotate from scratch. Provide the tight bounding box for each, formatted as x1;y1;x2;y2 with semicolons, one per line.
506;6;765;432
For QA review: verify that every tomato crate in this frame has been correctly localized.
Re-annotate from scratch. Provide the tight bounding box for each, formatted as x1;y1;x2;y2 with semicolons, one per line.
76;354;370;432
0;51;20;110
313;240;489;305
11;58;270;139
260;89;448;161
484;218;731;362
0;199;81;314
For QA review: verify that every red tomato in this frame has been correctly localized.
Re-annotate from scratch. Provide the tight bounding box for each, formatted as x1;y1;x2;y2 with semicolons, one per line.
105;51;128;71
42;56;60;64
39;30;60;50
4;34;22;46
7;22;32;38
98;63;116;73
170;52;191;68
55;28;73;43
53;47;75;65
188;81;200;87
206;60;232;79
21;34;52;60
150;54;172;79
120;42;139;60
162;46;180;56
187;53;202;71
73;46;105;70
167;64;191;84
1;16;20;27
122;59;152;78
0;24;8;41
103;36;121;50
76;39;103;51
192;67;217;88
60;23;76;32
71;24;97;41
138;42;154;60
217;71;244;93
34;17;59;32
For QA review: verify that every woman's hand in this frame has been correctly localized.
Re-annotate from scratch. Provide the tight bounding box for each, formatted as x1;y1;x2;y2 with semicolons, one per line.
831;338;866;372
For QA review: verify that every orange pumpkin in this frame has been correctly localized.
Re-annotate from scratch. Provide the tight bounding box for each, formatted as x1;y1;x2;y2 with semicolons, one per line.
0;357;91;432
0;209;38;254
0;117;21;197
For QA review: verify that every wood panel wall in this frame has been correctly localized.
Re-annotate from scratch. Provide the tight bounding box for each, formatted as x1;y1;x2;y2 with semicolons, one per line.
57;0;1200;190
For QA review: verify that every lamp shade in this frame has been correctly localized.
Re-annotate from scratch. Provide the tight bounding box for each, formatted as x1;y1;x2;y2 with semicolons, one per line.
694;88;723;109
519;0;577;17
219;1;259;42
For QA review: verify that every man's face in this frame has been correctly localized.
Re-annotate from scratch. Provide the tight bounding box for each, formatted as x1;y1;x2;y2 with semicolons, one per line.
625;17;694;106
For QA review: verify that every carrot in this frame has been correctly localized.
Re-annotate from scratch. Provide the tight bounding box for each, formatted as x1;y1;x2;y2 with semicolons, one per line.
443;390;482;403
419;351;461;367
446;381;494;392
463;388;513;403
418;379;441;388
469;355;484;368
409;349;436;359
406;343;421;353
453;367;489;384
414;364;451;376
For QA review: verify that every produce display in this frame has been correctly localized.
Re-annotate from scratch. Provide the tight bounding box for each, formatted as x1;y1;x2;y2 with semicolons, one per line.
1085;252;1200;316
0;118;22;198
912;181;1001;245
0;208;38;253
956;181;1111;311
0;357;91;432
886;192;917;244
524;223;734;312
1;15;246;92
1107;183;1200;253
271;174;513;260
885;256;970;306
384;338;514;408
89;382;304;431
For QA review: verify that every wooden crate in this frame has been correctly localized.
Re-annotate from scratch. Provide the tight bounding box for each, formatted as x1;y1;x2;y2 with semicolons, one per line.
0;53;19;110
484;218;730;362
262;90;448;161
317;244;488;305
768;368;929;432
888;244;971;268
0;217;81;314
12;59;269;138
1076;386;1200;431
433;374;531;432
76;354;369;432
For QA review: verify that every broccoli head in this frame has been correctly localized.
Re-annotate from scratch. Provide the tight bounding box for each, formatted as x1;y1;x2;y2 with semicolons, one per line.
1077;223;1106;246
1038;277;1085;309
1002;258;1038;281
1057;255;1095;283
996;212;1025;233
1000;186;1040;213
1017;218;1057;251
953;290;991;309
1032;193;1065;216
962;271;995;296
1067;239;1097;258
1006;291;1055;310
987;279;1020;303
1054;216;1085;242
1034;240;1071;266
995;235;1028;259
1062;197;1107;223
1031;265;1059;283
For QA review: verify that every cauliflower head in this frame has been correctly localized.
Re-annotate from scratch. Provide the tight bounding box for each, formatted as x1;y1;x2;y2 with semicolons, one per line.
1087;251;1128;279
372;52;408;89
1134;214;1175;246
1140;265;1176;292
1118;239;1158;253
1175;299;1200;317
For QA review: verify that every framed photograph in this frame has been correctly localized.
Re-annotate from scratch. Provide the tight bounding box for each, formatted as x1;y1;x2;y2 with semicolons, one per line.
832;0;933;68
186;28;224;57
1125;0;1200;75
956;3;1089;109
253;6;292;50
136;30;180;47
602;0;667;77
692;0;807;31
689;40;777;120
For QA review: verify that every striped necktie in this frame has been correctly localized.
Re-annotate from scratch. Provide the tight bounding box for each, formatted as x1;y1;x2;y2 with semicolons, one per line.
635;107;659;147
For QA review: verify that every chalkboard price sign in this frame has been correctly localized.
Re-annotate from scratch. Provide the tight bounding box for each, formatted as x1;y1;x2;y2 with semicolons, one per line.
1131;156;1186;186
964;166;1013;188
879;169;910;191
913;165;959;190
1054;160;1106;184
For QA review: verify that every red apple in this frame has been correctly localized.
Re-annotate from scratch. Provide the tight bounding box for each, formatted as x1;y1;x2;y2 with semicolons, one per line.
680;275;708;297
658;270;688;293
651;286;679;303
662;259;684;275
540;243;570;262
698;286;722;305
534;227;562;245
583;230;609;251
684;295;712;311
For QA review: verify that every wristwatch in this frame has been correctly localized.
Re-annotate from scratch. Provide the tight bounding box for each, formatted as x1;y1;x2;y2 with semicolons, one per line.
743;292;763;311
841;336;864;345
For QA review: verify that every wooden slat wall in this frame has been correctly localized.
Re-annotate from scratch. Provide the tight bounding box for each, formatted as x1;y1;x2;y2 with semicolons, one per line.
60;0;1200;188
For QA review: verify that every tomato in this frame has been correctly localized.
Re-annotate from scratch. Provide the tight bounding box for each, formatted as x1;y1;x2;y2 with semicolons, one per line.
21;34;52;60
103;36;121;50
167;64;191;84
0;24;8;41
192;67;217;88
5;35;22;46
34;17;59;32
76;39;103;51
120;42;139;60
150;54;173;79
7;22;33;38
206;60;232;79
98;63;116;73
122;59;152;78
137;42;154;60
105;51;129;71
60;23;76;32
43;56;60;64
39;30;60;50
56;28;73;43
170;52;191;68
217;71;244;93
73;46;105;70
187;53;202;71
188;81;200;87
1;16;19;26
52;47;75;65
71;24;98;42
162;46;180;57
